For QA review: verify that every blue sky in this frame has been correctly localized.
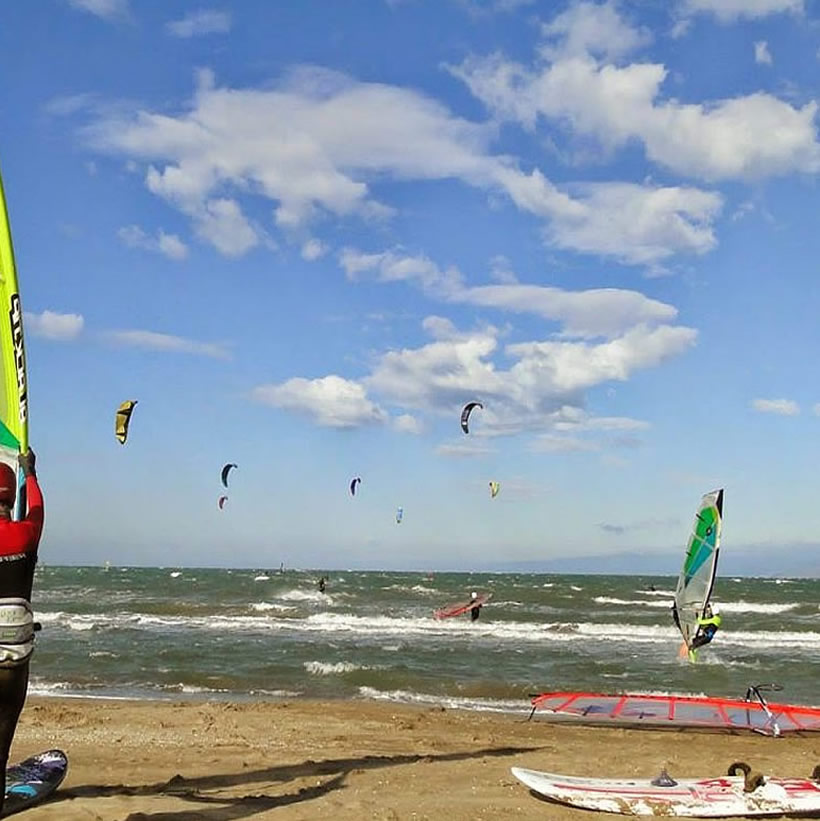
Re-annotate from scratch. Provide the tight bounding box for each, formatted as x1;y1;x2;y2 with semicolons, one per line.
1;0;819;571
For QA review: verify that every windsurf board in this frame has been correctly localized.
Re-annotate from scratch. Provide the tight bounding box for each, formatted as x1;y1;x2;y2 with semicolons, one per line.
511;764;820;818
4;749;68;816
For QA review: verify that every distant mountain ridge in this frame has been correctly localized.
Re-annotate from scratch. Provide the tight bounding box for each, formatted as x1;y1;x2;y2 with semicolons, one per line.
487;546;820;579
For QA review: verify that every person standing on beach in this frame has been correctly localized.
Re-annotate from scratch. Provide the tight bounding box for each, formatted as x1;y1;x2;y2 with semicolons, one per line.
0;449;44;813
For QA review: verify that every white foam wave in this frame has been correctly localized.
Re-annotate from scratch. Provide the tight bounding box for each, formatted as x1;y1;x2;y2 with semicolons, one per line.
720;601;799;614
594;597;800;615
279;589;331;603
304;661;364;676
358;686;524;713
594;596;673;608
250;602;295;613
34;609;820;651
254;575;270;581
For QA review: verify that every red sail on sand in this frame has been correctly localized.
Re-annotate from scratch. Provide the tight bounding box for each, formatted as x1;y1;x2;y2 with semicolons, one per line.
528;690;820;736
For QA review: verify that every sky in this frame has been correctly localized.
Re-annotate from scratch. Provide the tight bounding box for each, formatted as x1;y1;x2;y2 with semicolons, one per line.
1;0;819;572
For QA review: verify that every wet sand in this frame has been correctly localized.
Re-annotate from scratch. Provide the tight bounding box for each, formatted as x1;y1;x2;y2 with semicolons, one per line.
9;696;820;819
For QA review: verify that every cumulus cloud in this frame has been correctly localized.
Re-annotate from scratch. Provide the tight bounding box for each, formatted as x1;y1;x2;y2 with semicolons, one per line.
257;311;693;434
682;0;803;22
118;225;189;260
105;330;231;359
751;398;799;415
25;310;84;341
165;9;231;37
451;4;820;181
754;41;773;65
82;66;721;265
251;375;387;428
341;247;682;337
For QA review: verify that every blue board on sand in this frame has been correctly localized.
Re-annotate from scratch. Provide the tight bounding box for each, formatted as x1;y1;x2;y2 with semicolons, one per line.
3;750;67;816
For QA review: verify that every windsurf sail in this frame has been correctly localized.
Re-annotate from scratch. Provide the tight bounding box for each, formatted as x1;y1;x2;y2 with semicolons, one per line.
434;592;492;620
0;167;29;519
527;690;820;736
673;488;723;651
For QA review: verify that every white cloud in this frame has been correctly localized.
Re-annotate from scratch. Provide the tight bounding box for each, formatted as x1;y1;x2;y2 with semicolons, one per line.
754;41;773;65
165;9;231;38
25;310;84;341
451;5;820;181
540;1;652;62
67;0;130;21
251;375;387;428
435;441;492;458
84;67;721;265
118;225;189;260
393;413;423;434
105;330;231;359
682;0;803;22
301;239;327;261
751;398;799;415
341;247;681;337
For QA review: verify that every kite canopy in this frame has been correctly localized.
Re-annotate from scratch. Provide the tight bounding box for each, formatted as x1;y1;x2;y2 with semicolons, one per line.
395;506;403;524
460;401;483;434
218;495;228;510
221;463;237;488
350;476;361;496
115;400;138;445
489;481;500;498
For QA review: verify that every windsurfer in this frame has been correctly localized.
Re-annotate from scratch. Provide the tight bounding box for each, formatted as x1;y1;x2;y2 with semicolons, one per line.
470;591;481;622
689;604;722;660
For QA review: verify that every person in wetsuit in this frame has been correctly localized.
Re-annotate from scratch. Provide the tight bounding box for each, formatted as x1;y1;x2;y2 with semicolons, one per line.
0;449;44;814
688;603;722;661
469;591;481;622
318;576;327;594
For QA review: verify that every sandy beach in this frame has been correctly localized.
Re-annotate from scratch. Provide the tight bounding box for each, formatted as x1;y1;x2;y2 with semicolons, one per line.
6;696;818;820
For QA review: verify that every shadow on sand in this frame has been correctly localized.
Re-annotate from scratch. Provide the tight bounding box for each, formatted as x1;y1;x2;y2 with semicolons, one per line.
57;745;544;820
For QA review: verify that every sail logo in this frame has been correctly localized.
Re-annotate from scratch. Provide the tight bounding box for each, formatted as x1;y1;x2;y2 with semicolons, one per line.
9;294;26;424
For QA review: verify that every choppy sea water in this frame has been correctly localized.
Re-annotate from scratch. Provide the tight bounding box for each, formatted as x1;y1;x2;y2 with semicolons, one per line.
28;567;819;712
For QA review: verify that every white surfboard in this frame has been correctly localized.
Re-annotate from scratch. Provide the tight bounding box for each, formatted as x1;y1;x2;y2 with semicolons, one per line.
511;765;820;818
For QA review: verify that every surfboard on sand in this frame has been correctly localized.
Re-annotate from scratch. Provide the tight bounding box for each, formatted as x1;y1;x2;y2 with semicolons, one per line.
434;592;492;620
4;749;68;816
511;763;820;818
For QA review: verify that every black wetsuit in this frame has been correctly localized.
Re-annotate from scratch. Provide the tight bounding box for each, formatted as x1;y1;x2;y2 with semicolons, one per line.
0;474;44;813
470;604;480;622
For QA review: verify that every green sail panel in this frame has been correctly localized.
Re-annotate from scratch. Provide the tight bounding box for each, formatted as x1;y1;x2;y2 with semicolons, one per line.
0;167;29;473
673;488;723;649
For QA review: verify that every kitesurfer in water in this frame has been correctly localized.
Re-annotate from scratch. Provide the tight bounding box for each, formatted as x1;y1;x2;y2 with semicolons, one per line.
469;591;482;622
689;603;722;660
318;576;327;594
0;449;43;814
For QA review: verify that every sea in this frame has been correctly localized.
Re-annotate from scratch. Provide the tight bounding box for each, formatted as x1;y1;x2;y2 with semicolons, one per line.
28;567;819;712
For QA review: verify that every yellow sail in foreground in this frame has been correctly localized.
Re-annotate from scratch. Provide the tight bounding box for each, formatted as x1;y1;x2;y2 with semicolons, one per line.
0;167;28;463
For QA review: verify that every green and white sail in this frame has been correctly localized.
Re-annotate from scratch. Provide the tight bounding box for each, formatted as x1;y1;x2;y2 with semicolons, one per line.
673;488;723;649
0;166;29;517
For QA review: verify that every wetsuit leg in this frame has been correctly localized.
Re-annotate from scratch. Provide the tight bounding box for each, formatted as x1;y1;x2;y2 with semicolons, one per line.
0;664;30;814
